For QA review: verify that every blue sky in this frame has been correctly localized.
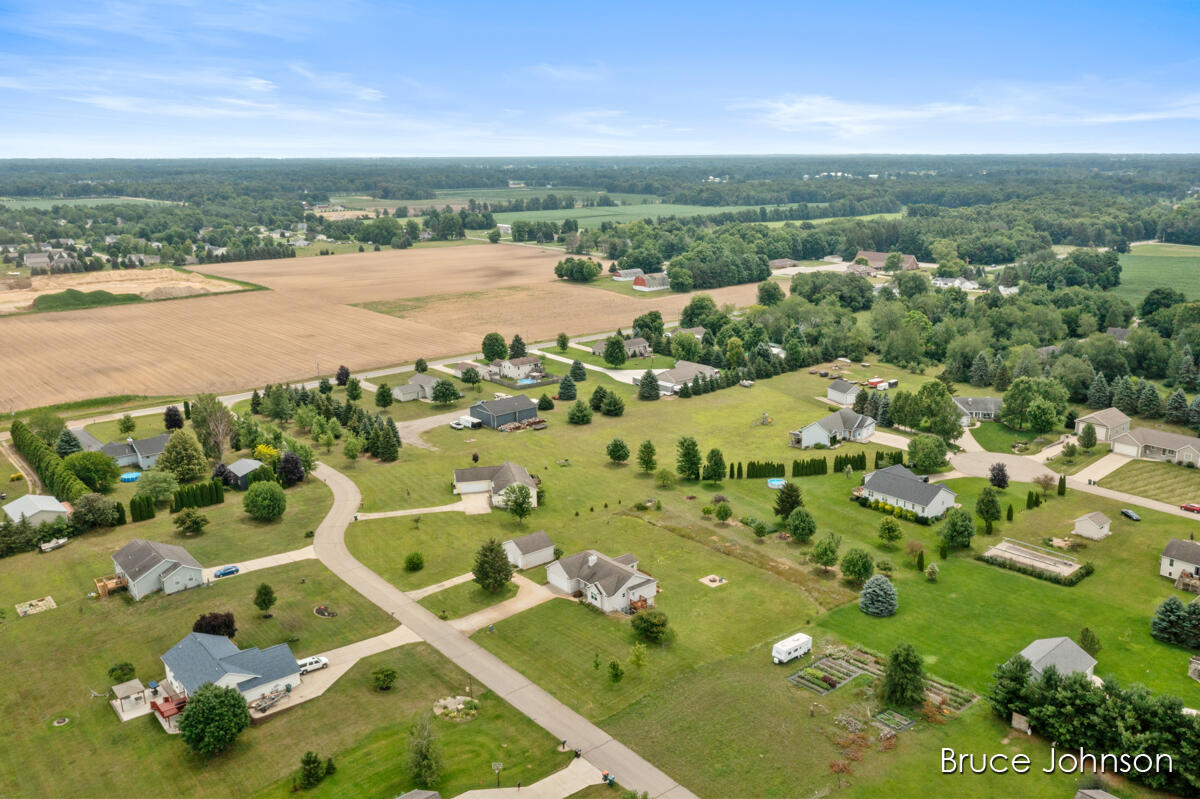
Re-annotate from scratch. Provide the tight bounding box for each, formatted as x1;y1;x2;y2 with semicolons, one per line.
0;0;1198;157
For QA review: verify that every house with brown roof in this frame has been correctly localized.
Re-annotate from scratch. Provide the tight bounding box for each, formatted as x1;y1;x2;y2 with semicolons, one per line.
853;250;918;271
547;550;657;613
1073;408;1131;442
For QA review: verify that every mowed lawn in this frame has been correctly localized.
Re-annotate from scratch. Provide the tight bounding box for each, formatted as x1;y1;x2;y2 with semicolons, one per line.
1098;459;1200;506
560;345;677;371
417;579;518;619
0;556;396;799
1116;243;1200;305
969;421;1061;454
1;452;30;501
1043;442;1110;475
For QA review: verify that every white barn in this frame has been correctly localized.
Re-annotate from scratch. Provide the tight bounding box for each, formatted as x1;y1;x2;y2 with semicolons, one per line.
502;530;555;570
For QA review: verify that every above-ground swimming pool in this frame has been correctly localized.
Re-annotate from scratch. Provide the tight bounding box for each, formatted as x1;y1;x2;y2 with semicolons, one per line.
516;378;538;385
767;478;786;489
120;472;141;483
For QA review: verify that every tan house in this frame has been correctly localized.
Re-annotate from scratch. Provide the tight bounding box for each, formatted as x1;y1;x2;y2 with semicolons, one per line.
1073;407;1131;442
1111;427;1200;463
592;337;652;359
1072;512;1111;540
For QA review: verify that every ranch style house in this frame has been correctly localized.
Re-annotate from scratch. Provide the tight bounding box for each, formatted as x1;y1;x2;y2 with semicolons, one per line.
547;550;657;614
860;463;956;519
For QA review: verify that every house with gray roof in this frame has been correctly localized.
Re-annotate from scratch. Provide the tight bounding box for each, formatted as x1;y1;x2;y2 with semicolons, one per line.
1112;426;1200;463
790;408;875;449
395;372;442;402
861;463;956;519
2;494;68;527
112;539;203;600
1160;538;1200;581
547;550;657;613
1072;512;1111;540
1017;636;1096;680
227;458;264;490
953;396;1003;426
469;395;538;429
160;632;300;704
502;530;555;569
1074;407;1131;442
98;433;171;469
655;360;719;394
453;461;538;509
592;336;651;359
826;378;860;406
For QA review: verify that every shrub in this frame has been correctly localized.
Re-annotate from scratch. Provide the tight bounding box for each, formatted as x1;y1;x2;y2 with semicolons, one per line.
631;608;670;643
840;548;875;584
405;552;425;572
108;662;136;682
243;481;287;521
859;574;897;616
178;684;251;755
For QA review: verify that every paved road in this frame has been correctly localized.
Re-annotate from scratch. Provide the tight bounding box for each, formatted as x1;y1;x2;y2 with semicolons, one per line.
309;464;696;799
534;349;648;384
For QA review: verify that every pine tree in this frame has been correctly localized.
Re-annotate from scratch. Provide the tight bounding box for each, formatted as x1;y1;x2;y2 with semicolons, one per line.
773;481;802;518
473;539;514;593
558;374;577;401
1166;389;1190;425
638;370;660;401
375;425;399;461
852;390;868;414
675;436;702;480
991;362;1011;391
570;360;587;382
1151;596;1187;645
859;575;898;617
679;382;692;398
1188;395;1200;432
969;352;992;386
1086;372;1110;409
1112;377;1137;415
250;389;262;414
1079;422;1097;451
589;385;608;411
1057;474;1066;496
299;751;326;789
509;334;527;358
880;642;925;705
877;393;892;427
636;440;657;473
1079;627;1101;656
55;428;82;458
1137;382;1163;418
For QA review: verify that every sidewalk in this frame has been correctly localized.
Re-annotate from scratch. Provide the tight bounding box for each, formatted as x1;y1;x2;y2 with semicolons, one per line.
456;758;602;799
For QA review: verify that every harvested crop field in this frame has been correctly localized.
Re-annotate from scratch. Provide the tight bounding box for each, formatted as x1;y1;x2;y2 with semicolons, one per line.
0;268;240;314
0;244;759;410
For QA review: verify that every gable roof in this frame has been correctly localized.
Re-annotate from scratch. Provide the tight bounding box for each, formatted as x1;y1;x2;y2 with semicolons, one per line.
505;530;553;555
70;427;104;452
553;550;645;596
615;268;644;278
228;458;264;478
1076;511;1110;527
1018;636;1097;676
409;373;439;388
813;408;873;434
496;355;541;367
161;632;298;696
1113;426;1200;453
1163;538;1200;564
100;432;170;459
472;395;538;416
636;273;670;287
828;378;858;393
453;461;535;493
2;494;67;522
656;360;717;385
863;464;955;508
953;396;1002;415
112;539;200;583
1075;407;1130;429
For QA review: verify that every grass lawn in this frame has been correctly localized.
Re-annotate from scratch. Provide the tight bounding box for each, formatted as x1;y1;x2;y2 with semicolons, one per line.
562;346;676;371
1043;443;1110;475
1;453;30;501
970;421;1060;455
417;579;518;619
85;412;179;443
1098;459;1200;506
1115;243;1200;305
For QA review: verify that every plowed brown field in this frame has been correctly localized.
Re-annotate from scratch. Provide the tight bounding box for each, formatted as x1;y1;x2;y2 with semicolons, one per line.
0;245;758;410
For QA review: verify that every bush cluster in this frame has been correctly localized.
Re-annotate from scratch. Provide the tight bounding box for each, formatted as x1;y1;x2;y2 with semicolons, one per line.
10;421;88;501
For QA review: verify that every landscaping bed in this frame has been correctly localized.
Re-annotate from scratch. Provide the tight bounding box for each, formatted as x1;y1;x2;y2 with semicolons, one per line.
787;656;865;695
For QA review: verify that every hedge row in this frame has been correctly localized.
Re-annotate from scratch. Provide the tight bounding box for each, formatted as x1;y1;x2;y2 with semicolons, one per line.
744;460;786;478
874;450;904;468
792;457;828;476
170;479;225;513
833;452;867;472
10;420;88;501
975;554;1095;586
129;494;157;522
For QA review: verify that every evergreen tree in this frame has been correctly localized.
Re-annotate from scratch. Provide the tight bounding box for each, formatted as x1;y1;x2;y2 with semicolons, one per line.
880;642;925;706
374;424;399;461
566;400;592;424
701;448;726;483
1137;382;1164;418
558;374;577;401
335;365;350;386
675;436;702;480
859;575;898;617
299;751;326;789
570;360;587;382
537;393;554;411
638;370;660;401
1111;377;1137;415
1166;389;1190;425
602;335;628;367
601;391;625;417
1078;422;1097;451
1085;373;1110;409
852;390;869;414
991;361;1011;391
375;382;394;408
1079;627;1102;656
509;334;527;358
1151;596;1187;645
473;539;514;593
1057;474;1066;495
773;481;803;519
969;352;992;386
589;385;608;411
606;438;630;463
678;382;692;398
1188;395;1200;431
877;393;892;427
975;486;1002;533
164;405;185;430
636;440;657;473
55;428;82;458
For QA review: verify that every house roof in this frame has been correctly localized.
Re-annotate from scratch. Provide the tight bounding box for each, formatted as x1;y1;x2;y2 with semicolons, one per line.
863;464;955;508
854;250;917;269
497;356;541;367
70;427;104;452
472;395;538;416
1075;407;1130;429
1018;636;1097;676
616;268;644;278
228;458;264;477
1163;538;1200;564
409;373;439;387
1076;511;1110;527
2;494;67;522
161;632;298;696
452;361;480;374
656;360;717;385
453;461;535;493
394;384;422;401
1106;326;1130;341
101;432;170;459
1112;426;1200;453
637;273;670;287
505;530;553;555
828;378;858;393
112;539;200;583
112;678;145;699
812;408;874;435
953;396;1003;415
553;550;645;597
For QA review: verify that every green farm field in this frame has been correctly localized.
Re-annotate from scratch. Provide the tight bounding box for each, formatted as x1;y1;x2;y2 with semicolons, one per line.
1116;242;1200;304
0;196;168;210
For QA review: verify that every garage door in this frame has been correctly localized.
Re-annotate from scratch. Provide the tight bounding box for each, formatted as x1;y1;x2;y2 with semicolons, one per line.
1112;441;1140;457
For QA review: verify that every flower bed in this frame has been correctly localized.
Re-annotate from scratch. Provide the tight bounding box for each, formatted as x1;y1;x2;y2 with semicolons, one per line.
787;656;865;695
873;709;915;732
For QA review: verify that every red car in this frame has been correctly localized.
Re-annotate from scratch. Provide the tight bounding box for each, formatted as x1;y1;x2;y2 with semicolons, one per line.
1181;504;1200;513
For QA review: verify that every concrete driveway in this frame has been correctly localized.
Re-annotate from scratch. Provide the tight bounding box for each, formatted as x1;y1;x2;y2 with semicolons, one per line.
203;545;316;582
449;574;565;634
1071;452;1131;484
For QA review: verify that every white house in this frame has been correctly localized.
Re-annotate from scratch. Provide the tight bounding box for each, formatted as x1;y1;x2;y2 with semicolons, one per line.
790;408;875;449
861;463;956;519
655;360;719;394
452;462;538;508
394;373;440;402
826;378;860;407
490;356;544;381
547;550;657;613
932;276;980;291
1074;408;1131;443
1161;539;1200;580
98;433;171;469
1017;637;1096;680
501;530;555;570
2;494;68;527
157;633;300;721
1072;512;1111;540
112;539;203;600
1111;427;1200;463
953;396;1003;427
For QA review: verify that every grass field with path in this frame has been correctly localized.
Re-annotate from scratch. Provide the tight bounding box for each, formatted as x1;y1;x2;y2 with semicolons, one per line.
1116;243;1200;305
1098;459;1200;506
561;346;677;371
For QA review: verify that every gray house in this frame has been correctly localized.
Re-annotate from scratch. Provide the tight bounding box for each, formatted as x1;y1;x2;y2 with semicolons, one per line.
1074;407;1131;442
547;550;657;613
227;458;264;490
469;395;538;429
1018;637;1097;680
453;461;538;508
790;408;875;449
502;530;555;569
953;396;1002;426
592;336;652;359
112;539;203;600
655;360;719;394
99;433;171;469
861;463;956;519
160;632;300;704
395;373;440;402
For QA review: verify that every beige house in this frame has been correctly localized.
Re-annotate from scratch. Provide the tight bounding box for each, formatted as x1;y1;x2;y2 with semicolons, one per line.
1072;512;1111;540
1074;407;1131;442
453;462;538;508
1111;427;1200;463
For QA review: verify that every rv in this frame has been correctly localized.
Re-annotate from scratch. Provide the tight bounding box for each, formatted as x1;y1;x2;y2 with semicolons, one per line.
772;632;813;664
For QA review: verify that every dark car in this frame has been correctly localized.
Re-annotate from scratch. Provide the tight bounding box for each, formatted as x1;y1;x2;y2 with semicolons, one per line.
1121;508;1141;521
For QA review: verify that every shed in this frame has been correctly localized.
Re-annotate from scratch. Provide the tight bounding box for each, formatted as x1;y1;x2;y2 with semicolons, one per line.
227;458;264;490
469;395;538;429
1072;512;1111;540
1018;637;1096;679
826;378;860;406
502;530;555;569
2;494;68;527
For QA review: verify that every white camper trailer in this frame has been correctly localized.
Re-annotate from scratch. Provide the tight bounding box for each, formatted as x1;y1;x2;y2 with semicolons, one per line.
772;632;813;664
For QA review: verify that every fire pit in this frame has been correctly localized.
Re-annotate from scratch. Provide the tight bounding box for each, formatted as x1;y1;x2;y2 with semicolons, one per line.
314;605;338;618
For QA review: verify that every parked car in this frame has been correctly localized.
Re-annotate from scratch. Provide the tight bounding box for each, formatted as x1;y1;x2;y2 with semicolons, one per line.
449;420;466;430
1181;504;1200;514
213;565;240;578
296;655;329;674
1120;508;1141;521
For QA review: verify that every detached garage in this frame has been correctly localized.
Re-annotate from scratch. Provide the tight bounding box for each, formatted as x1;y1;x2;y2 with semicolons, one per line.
502;530;555;569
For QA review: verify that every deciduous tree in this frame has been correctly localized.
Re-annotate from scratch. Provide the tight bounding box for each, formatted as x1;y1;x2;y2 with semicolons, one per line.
178;683;251;755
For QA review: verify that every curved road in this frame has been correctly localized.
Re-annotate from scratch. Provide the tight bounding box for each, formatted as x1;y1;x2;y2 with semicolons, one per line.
310;464;696;799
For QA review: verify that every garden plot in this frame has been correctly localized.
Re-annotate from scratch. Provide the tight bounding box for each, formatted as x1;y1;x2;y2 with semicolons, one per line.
788;656;866;695
982;538;1081;578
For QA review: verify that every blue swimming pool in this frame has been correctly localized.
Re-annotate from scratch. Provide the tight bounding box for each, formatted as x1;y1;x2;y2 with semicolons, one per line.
120;472;141;483
767;478;786;489
516;378;538;385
